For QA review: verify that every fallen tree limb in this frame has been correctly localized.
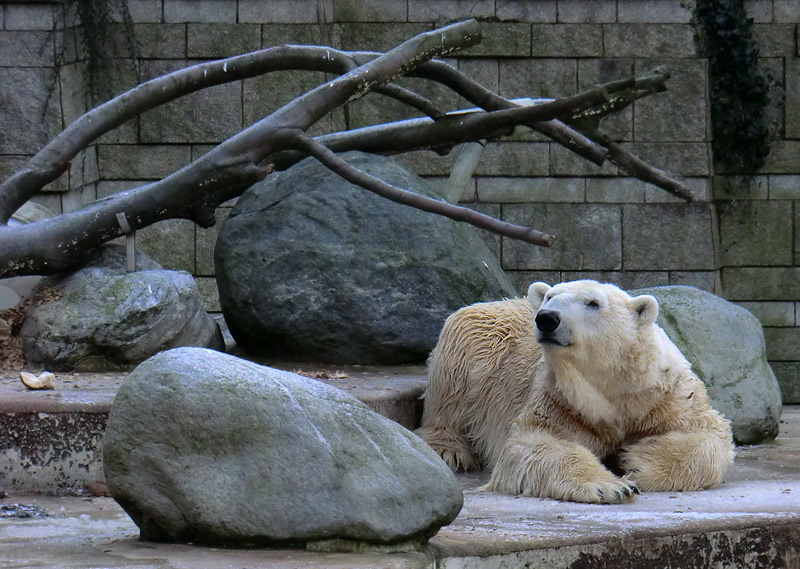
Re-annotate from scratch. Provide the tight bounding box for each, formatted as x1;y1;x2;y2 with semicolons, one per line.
0;20;692;278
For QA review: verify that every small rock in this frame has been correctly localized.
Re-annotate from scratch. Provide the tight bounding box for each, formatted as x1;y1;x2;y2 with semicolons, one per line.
103;348;462;546
19;371;55;390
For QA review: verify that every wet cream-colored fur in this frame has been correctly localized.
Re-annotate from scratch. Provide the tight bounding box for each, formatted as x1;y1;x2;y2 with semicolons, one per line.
416;280;734;504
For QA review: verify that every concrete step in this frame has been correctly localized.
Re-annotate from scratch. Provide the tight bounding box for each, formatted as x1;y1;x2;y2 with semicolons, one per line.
2;410;800;567
0;363;427;493
2;364;800;567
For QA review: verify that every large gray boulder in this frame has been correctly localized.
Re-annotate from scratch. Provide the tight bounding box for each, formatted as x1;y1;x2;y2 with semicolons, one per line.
635;285;782;445
215;151;517;364
20;245;223;371
103;347;462;547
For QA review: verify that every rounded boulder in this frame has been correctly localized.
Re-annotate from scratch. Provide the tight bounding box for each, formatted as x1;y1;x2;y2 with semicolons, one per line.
103;347;463;547
214;151;517;364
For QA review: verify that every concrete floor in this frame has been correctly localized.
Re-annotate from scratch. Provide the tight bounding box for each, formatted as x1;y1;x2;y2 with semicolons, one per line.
1;369;799;568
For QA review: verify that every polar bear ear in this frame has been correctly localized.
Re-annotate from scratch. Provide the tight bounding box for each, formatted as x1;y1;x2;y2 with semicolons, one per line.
631;294;659;326
527;282;551;311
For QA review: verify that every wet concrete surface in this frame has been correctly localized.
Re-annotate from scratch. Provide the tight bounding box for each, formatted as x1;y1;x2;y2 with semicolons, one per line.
0;364;427;492
1;366;799;568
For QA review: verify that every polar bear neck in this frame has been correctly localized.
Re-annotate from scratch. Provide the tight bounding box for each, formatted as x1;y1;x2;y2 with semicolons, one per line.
542;331;667;426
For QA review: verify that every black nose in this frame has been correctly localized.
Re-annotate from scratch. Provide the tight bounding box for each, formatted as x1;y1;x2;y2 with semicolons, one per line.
535;310;561;334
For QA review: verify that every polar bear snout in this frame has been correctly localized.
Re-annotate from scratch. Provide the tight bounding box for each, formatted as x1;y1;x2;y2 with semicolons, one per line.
535;310;561;334
535;309;571;347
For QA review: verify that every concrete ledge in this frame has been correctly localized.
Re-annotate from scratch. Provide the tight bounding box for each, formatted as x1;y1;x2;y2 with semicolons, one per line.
2;368;800;568
0;364;427;492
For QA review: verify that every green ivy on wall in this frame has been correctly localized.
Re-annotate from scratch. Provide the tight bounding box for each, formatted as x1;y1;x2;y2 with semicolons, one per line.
68;0;139;105
693;0;779;175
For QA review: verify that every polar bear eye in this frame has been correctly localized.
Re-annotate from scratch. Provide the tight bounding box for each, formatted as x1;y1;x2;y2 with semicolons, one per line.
585;300;600;309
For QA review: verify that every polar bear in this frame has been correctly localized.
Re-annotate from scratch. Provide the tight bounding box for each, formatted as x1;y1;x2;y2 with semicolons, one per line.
415;280;734;504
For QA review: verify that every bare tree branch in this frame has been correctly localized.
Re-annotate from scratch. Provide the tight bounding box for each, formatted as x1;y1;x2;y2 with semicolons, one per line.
577;130;697;202
288;133;553;247
0;45;450;222
0;20;482;277
0;21;695;280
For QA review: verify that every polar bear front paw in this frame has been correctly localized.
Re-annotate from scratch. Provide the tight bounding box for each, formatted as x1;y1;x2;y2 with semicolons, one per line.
415;426;480;471
568;475;640;504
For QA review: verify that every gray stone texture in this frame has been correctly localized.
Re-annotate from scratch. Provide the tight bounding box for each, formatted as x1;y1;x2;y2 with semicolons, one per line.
499;59;577;100
585;178;647;203
743;0;774;23
126;0;163;23
617;0;692;23
634;285;782;445
347;73;459;131
762;141;800;174
717;200;793;266
771;362;800;404
713;176;769;200
786;57;800;140
461;22;530;57
477;177;584;203
668;271;717;293
496;0;556;22
97;145;191;180
557;0;616;23
187;24;261;59
633;59;708;142
135;219;197;273
578;59;634;140
530;24;602;58
737;302;796;328
474;142;549;177
623;204;716;271
503;203;622;270
333;0;407;22
0;67;61;155
623;143;711;177
195;208;231;277
20;245;223;372
4;3;55;30
604;25;697;58
103;347;462;545
408;0;493;22
215;151;516;364
164;0;236;23
723;268;800;301
752;24;796;57
770;175;800;199
139;60;243;144
774;0;800;22
551;142;618;176
240;0;325;23
334;23;432;52
764;328;800;361
564;270;670;290
135;24;187;58
0;31;53;66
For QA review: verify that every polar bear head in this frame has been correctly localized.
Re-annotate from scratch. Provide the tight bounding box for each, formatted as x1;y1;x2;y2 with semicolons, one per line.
526;280;659;360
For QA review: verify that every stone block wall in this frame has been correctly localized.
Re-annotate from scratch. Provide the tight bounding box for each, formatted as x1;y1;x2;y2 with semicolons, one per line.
2;0;800;400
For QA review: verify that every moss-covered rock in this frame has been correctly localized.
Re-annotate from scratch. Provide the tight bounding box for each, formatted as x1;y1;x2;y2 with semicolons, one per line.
20;245;223;371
